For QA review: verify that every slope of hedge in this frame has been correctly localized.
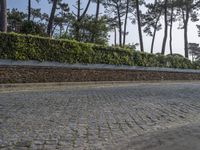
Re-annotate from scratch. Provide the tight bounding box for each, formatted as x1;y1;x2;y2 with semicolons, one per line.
0;32;133;65
132;52;195;69
0;32;197;69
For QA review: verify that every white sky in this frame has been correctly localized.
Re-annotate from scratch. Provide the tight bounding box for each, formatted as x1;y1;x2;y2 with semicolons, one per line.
7;0;200;56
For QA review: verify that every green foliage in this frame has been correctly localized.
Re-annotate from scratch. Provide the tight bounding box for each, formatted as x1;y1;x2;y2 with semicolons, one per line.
0;32;197;69
20;21;47;36
188;43;200;61
0;32;132;65
7;8;27;32
70;15;109;45
7;8;48;36
193;60;200;69
132;52;195;69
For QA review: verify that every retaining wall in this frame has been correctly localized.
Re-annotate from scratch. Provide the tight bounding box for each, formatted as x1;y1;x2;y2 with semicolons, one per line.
0;59;200;83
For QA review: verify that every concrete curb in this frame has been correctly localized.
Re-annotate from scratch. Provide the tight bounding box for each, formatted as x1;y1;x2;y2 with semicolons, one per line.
1;59;200;73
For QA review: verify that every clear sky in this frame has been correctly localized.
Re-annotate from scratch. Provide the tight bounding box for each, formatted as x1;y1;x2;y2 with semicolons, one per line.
7;0;200;56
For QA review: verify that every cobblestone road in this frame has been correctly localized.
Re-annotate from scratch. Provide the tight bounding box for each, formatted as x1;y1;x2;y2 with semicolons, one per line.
1;82;200;150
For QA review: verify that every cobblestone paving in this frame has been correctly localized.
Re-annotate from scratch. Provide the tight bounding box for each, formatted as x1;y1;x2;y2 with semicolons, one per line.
1;82;200;150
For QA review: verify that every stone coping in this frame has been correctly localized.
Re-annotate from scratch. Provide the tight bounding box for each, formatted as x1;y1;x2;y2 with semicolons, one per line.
0;59;200;73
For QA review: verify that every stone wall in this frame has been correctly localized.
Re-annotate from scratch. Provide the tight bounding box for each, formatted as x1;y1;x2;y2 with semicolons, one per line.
0;60;200;83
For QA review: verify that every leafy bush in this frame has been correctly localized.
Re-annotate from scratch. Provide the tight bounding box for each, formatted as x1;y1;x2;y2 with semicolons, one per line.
131;52;195;69
0;32;197;69
193;60;200;69
20;21;47;36
0;32;132;65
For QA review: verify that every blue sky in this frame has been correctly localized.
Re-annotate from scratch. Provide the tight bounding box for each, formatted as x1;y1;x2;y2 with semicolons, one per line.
7;0;200;56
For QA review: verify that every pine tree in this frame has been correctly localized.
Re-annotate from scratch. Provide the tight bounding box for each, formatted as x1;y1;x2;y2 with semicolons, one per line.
177;0;200;58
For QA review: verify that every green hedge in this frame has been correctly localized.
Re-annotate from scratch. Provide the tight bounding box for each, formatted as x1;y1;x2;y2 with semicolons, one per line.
0;32;197;69
132;52;195;69
0;32;133;65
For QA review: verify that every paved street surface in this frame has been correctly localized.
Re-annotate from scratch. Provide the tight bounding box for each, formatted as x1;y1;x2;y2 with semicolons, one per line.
1;82;200;150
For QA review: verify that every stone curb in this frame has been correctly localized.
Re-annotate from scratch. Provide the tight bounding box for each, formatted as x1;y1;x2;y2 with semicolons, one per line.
1;59;200;73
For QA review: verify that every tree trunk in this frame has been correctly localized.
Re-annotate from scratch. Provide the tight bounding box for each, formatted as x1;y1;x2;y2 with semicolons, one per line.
161;0;168;55
151;13;161;54
28;0;31;21
91;0;100;43
95;0;100;20
123;0;129;47
65;24;69;34
117;5;122;47
136;0;144;52
0;0;7;32
79;0;91;21
59;26;62;37
114;27;117;46
77;0;80;20
169;5;174;55
151;30;156;54
184;14;189;58
75;0;91;41
47;0;58;37
75;0;81;40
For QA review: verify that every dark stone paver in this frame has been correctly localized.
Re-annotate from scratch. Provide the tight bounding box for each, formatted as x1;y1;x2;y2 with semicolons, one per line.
1;82;200;149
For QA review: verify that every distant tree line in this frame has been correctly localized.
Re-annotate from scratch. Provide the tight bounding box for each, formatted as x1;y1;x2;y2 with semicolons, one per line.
0;0;200;59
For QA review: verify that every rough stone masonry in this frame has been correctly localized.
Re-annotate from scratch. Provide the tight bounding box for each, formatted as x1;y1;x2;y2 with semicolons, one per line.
0;60;200;83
